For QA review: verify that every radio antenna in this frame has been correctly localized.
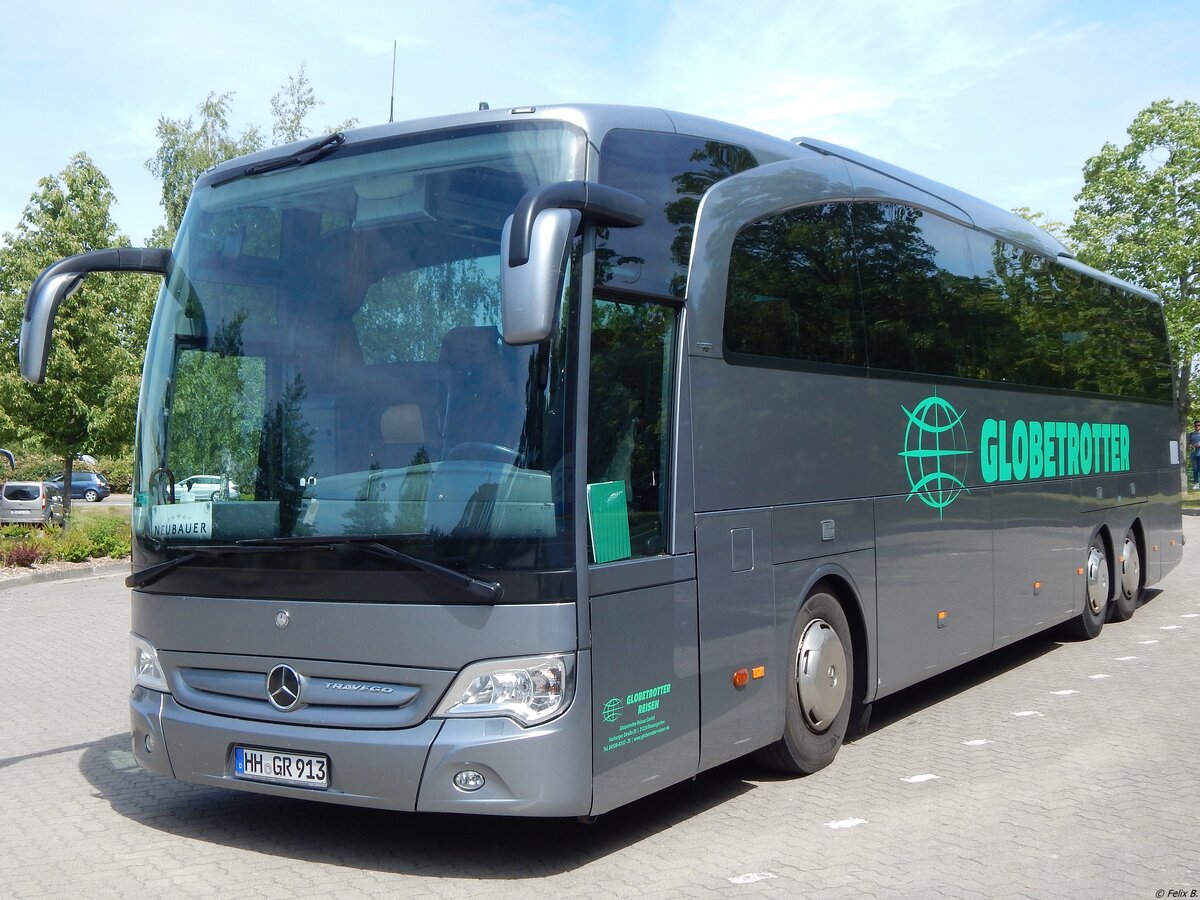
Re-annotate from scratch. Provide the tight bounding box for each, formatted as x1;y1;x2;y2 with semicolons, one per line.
388;40;397;123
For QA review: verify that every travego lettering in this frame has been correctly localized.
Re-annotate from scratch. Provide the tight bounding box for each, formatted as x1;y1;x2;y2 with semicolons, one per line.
980;418;1129;484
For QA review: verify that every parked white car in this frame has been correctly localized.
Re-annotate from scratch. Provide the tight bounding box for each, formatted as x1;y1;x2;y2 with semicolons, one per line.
172;475;237;502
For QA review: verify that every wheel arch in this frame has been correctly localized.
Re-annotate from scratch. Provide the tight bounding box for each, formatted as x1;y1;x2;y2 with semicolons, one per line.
795;565;873;710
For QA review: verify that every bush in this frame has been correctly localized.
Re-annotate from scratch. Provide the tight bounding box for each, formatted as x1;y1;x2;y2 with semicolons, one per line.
79;516;132;558
42;529;94;562
3;542;40;567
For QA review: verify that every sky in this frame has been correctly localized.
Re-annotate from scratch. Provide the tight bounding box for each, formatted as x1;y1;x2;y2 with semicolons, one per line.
2;0;1198;246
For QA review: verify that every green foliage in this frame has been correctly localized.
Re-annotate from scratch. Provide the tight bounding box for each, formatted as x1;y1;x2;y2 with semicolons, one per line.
12;514;131;563
1070;99;1200;428
93;452;133;493
0;154;152;510
77;514;132;558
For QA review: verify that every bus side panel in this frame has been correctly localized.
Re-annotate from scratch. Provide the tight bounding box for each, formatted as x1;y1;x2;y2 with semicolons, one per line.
992;480;1080;645
694;510;778;771
589;577;700;817
873;490;994;697
688;359;867;514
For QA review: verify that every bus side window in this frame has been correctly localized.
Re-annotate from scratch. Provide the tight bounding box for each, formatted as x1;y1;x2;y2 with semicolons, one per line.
587;298;675;560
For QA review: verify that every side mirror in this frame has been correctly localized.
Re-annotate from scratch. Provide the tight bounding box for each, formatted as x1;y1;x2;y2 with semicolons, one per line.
20;247;169;383
499;181;646;345
500;208;580;344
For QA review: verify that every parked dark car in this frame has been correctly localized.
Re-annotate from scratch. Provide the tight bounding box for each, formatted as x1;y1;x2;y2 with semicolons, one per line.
49;471;112;502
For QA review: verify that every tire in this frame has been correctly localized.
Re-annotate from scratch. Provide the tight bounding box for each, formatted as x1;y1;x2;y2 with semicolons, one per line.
210;491;220;502
1060;534;1110;640
754;589;854;775
83;489;99;502
1110;528;1142;622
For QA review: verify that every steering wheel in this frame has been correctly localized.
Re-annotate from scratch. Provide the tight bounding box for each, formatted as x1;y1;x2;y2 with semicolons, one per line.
446;442;520;465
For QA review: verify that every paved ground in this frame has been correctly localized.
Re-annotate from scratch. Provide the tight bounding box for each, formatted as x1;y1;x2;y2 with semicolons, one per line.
2;526;1198;898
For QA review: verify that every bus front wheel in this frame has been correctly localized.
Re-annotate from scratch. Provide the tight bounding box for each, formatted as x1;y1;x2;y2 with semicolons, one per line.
754;589;853;775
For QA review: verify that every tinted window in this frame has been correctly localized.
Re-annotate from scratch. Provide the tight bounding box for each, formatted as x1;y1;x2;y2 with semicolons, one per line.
966;231;1173;401
725;203;863;366
599;129;757;298
721;200;1171;401
3;485;40;501
857;203;977;378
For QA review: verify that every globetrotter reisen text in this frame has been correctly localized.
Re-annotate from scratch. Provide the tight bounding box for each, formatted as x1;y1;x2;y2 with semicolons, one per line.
980;418;1130;484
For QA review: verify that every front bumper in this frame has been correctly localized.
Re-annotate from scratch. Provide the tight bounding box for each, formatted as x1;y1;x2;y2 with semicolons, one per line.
129;650;593;816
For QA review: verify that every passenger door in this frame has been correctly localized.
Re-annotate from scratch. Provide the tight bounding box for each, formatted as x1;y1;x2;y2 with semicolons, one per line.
586;297;702;816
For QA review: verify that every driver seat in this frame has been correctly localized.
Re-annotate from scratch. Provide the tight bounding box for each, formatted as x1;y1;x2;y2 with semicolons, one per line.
439;326;528;457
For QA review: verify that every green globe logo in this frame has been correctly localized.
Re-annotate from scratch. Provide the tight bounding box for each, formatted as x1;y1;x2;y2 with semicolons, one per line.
898;394;972;517
602;698;624;723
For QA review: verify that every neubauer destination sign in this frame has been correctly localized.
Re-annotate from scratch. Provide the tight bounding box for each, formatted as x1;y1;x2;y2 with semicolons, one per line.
980;418;1130;484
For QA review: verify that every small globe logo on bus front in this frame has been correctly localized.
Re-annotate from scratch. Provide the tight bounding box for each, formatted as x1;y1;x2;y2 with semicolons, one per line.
898;395;972;516
602;698;624;723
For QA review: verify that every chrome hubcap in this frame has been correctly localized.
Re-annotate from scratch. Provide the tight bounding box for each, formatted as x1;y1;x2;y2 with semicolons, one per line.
1086;546;1109;615
796;617;847;732
1121;537;1140;600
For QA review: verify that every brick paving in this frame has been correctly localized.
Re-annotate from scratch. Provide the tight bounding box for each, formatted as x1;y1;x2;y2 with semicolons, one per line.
2;527;1198;898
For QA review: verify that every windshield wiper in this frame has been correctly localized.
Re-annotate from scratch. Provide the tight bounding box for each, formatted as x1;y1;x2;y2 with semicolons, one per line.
209;132;346;188
237;534;505;601
126;543;292;589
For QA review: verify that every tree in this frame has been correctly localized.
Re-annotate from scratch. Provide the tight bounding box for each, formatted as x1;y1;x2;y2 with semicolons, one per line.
146;69;357;246
1069;99;1200;429
145;91;263;244
0;153;152;521
271;62;321;145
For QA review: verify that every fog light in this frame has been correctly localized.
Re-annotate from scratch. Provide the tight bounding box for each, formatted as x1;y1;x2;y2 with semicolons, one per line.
453;770;486;792
144;733;156;754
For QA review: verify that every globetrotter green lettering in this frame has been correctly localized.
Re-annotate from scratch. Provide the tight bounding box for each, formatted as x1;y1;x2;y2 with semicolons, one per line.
901;394;1134;516
601;681;673;753
980;418;1129;483
626;683;671;705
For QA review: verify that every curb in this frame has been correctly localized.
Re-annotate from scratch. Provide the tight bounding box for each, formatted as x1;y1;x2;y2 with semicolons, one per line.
0;561;128;591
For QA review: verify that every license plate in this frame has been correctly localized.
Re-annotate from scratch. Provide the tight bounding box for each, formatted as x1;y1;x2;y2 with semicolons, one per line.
234;746;329;788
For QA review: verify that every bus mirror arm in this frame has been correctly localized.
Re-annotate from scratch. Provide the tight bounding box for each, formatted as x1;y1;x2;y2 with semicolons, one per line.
506;182;646;268
20;247;170;384
500;182;646;346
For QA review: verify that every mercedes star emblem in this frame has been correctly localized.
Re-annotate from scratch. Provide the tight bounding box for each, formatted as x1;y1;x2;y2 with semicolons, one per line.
266;664;303;711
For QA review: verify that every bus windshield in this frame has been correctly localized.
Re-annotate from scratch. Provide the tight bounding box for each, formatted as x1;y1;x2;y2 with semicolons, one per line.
133;122;585;574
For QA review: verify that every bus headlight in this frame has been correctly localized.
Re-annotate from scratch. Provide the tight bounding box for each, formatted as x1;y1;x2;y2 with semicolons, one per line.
130;634;168;693
433;654;573;727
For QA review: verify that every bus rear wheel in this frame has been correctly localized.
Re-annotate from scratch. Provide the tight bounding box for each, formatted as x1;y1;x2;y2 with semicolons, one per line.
754;589;853;775
1061;535;1110;640
1110;528;1142;622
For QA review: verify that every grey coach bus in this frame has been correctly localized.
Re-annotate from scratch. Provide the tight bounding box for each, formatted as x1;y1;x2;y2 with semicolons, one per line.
20;104;1183;817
